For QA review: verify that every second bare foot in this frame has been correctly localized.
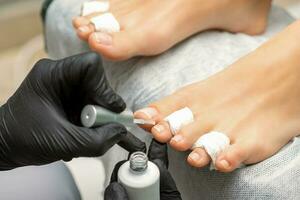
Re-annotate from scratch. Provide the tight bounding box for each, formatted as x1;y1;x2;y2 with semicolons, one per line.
73;0;272;60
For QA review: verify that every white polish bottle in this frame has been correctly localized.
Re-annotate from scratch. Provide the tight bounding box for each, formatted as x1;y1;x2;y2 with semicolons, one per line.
118;152;160;200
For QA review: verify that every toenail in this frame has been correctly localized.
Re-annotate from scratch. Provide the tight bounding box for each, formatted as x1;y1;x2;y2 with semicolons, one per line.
78;26;90;33
135;107;158;119
94;32;112;45
189;152;201;162
153;124;165;134
219;159;230;170
171;135;184;143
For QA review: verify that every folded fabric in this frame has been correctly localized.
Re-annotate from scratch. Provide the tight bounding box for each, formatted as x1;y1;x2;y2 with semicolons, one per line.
90;13;120;33
192;131;230;170
81;1;110;16
165;107;194;135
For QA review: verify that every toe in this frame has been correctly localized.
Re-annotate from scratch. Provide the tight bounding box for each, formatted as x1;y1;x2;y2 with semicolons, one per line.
134;92;187;128
151;121;173;143
169;120;211;151
134;107;161;130
134;107;160;121
134;107;173;143
187;148;210;168
150;92;186;117
88;31;138;61
216;141;251;172
73;16;90;28
77;24;95;41
73;16;95;41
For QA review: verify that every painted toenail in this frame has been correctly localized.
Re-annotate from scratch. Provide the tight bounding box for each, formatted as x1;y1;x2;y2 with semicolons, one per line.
153;124;165;134
189;152;201;162
78;26;90;33
219;160;230;169
135;107;158;119
94;32;112;45
171;135;184;143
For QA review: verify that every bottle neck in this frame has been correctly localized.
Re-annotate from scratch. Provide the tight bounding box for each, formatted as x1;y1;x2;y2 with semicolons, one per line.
130;151;148;172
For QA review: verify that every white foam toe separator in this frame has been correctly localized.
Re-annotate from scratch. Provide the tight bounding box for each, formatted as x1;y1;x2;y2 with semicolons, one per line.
81;1;110;16
192;131;230;170
90;13;120;33
164;107;194;135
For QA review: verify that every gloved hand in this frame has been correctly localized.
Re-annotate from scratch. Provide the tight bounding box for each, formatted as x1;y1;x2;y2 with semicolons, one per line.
0;52;144;170
105;139;182;200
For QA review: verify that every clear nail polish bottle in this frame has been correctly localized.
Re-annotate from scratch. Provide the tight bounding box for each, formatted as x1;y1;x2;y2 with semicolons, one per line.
118;152;160;200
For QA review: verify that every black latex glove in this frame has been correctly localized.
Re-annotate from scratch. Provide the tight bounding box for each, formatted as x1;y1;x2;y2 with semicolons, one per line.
104;139;182;200
0;52;143;170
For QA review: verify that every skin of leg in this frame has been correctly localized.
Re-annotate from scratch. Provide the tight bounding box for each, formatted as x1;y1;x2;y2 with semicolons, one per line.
135;20;300;172
72;0;272;60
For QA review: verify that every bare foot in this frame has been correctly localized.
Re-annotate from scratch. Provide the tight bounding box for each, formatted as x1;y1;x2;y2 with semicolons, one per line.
73;0;271;61
134;20;300;172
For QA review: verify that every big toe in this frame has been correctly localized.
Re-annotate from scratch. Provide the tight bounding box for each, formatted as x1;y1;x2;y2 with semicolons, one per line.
88;31;138;61
150;93;185;117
